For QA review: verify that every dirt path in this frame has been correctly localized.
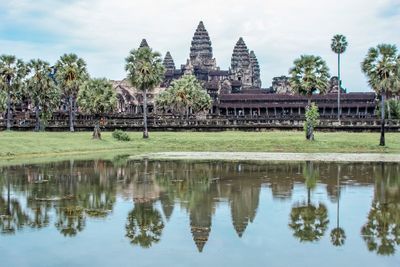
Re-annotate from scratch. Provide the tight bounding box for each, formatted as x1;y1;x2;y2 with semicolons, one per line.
135;152;400;162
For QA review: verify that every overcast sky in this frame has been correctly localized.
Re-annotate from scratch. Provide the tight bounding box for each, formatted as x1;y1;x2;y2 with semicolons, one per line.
0;0;399;92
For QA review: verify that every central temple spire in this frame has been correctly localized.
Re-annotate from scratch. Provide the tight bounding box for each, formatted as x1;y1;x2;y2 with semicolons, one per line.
190;21;213;61
187;21;216;71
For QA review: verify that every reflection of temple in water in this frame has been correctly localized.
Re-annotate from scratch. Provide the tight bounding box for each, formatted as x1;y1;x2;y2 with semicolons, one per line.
1;160;399;254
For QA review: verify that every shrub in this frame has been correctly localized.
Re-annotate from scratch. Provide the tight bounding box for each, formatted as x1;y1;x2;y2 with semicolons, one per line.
112;130;131;141
304;103;320;141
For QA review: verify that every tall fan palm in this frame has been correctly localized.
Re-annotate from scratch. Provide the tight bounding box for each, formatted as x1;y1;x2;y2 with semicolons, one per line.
125;46;164;138
0;55;28;130
331;34;348;122
361;44;400;146
26;59;61;131
55;54;88;132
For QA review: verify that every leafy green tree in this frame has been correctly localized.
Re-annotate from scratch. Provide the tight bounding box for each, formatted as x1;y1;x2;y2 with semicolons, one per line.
55;53;89;132
289;55;329;140
361;44;400;146
125;46;164;138
304;103;320;141
0;55;28;130
77;78;117;139
156;75;212;118
375;98;400;120
331;34;348;122
26;59;61;131
289;55;330;105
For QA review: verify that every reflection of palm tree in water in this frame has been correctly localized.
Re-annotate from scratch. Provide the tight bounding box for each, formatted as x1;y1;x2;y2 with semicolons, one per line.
0;174;30;234
330;165;346;246
126;159;165;248
289;161;329;242
361;163;400;255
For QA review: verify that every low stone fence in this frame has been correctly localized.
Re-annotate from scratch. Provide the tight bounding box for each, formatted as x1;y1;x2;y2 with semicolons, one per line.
1;115;400;132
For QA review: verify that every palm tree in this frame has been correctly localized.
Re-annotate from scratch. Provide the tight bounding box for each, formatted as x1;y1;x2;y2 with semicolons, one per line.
125;44;164;138
361;44;400;146
289;55;330;105
289;55;330;140
331;34;348;122
0;55;28;130
155;75;212;119
26;59;61;131
55;53;89;132
77;78;117;139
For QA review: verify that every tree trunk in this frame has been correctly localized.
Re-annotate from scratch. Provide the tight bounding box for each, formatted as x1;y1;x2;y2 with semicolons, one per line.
306;96;312;140
35;104;40;132
69;95;75;132
6;90;11;131
142;89;149;139
337;53;341;123
380;93;386;146
92;118;101;140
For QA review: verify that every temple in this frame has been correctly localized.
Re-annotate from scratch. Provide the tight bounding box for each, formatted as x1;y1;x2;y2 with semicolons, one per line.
113;21;376;119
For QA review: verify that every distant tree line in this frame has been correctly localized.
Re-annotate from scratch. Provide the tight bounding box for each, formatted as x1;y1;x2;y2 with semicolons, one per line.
0;37;399;145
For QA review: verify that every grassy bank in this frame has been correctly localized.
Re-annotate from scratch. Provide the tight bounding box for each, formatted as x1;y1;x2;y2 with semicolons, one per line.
0;131;399;164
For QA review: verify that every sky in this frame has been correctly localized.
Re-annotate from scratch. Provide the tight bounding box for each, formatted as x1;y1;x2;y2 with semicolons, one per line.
0;0;399;92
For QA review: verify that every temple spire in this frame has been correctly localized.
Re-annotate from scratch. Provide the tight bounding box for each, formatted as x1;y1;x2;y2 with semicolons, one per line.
139;39;149;48
250;50;261;88
190;21;212;59
230;37;253;89
163;52;176;71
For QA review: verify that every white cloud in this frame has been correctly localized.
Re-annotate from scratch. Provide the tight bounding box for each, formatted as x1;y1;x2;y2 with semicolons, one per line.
0;0;399;91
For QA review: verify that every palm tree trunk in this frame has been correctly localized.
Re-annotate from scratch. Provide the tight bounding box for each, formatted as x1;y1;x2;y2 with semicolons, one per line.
143;89;149;139
69;95;75;132
6;90;11;131
380;93;385;146
337;53;341;123
35;104;40;132
92;116;101;140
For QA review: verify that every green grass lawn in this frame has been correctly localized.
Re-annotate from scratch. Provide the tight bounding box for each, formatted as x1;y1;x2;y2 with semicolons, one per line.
0;130;399;165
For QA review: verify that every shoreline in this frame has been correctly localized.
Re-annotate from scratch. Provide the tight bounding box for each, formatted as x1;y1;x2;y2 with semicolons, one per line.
135;152;400;163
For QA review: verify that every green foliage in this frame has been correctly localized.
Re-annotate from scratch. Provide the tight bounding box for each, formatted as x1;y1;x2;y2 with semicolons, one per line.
26;59;61;128
156;75;212;115
112;130;131;142
0;90;6;112
376;98;400;119
125;47;164;92
304;103;320;140
331;34;348;54
289;55;330;96
55;53;89;97
0;55;28;107
361;44;400;96
77;78;117;115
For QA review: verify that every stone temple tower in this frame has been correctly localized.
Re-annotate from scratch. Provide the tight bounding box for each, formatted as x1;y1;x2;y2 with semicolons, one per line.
230;38;262;89
230;37;253;89
250;50;262;88
188;21;217;71
163;51;176;71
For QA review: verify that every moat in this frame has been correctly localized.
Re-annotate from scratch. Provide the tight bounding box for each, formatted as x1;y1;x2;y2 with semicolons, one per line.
1;159;399;267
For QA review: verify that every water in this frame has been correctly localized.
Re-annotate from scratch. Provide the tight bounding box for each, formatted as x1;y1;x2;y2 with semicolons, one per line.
0;159;399;267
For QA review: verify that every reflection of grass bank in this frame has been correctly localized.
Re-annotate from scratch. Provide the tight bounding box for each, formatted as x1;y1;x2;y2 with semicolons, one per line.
0;131;399;165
